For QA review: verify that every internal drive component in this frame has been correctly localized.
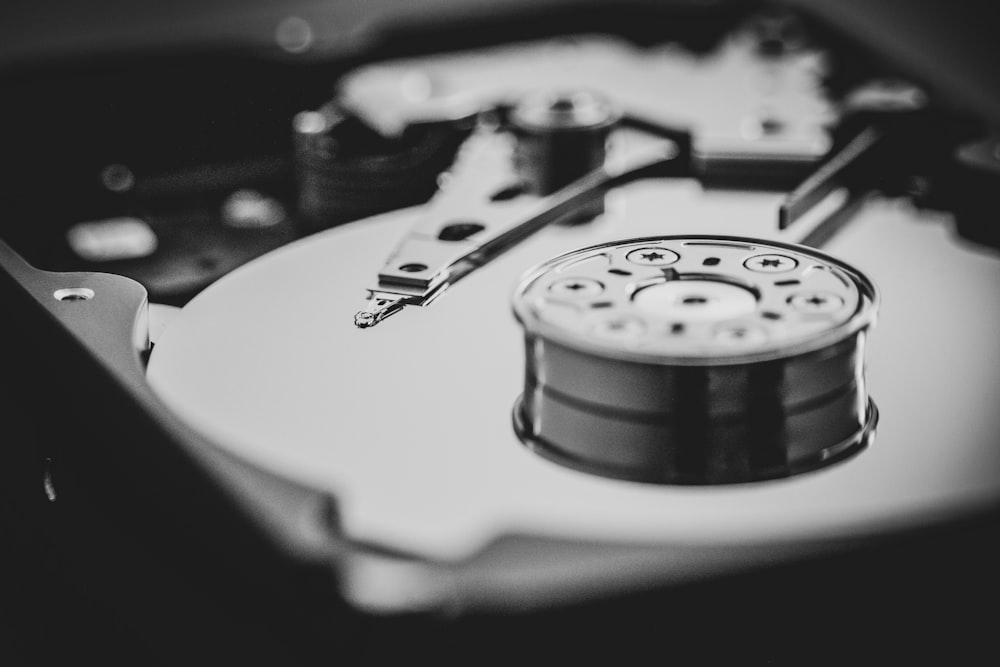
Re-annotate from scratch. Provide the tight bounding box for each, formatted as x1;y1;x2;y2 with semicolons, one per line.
512;236;879;485
509;89;621;219
293;105;470;231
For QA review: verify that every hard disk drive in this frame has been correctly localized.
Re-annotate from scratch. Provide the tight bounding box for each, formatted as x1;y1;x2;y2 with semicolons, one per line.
2;1;999;664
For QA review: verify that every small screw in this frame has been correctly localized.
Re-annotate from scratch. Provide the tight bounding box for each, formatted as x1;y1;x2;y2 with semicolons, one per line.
744;254;798;273
549;278;604;297
625;247;679;267
788;292;844;313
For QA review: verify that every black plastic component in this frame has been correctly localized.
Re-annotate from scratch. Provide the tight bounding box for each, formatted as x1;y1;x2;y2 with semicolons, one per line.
295;108;471;231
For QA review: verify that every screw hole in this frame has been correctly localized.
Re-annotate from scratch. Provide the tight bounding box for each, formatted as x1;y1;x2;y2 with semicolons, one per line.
53;287;95;302
399;263;428;273
549;98;575;112
438;222;486;241
759;117;785;135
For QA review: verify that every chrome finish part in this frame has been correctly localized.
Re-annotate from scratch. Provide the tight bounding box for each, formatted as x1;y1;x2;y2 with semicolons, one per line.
512;237;873;362
511;236;878;484
354;290;416;329
355;124;676;327
338;31;834;168
510;89;622;204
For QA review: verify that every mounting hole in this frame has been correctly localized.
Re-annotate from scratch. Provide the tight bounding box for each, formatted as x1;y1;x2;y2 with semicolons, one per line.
53;287;95;302
438;222;486;241
399;263;428;273
549;98;576;112
681;296;709;305
702;257;721;266
760;117;785;135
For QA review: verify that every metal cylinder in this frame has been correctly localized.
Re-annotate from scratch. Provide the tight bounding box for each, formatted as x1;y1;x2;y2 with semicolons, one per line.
293;106;469;232
510;89;621;221
511;236;879;485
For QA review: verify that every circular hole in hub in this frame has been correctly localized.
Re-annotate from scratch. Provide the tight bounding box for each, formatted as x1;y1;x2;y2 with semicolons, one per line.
53;287;95;302
399;263;428;273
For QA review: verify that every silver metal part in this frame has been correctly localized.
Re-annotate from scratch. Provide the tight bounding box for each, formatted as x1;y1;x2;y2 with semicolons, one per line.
513;237;873;361
511;89;621;132
354;290;414;329
354;124;676;327
146;189;1000;603
779;126;883;229
512;236;878;484
337;32;833;169
510;89;622;200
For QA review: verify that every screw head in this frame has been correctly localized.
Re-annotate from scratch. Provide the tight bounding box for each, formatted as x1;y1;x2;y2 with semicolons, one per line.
549;277;604;297
626;247;680;266
788;291;845;313
744;253;798;273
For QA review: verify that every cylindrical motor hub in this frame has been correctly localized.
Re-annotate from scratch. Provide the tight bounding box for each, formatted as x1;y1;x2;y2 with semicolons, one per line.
511;236;879;485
